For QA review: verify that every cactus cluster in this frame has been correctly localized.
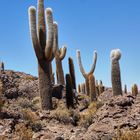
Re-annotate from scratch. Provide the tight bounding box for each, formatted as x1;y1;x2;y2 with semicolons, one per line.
28;0;139;111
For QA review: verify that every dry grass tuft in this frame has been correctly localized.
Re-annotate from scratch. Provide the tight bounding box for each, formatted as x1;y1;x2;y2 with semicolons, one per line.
79;102;97;127
15;123;33;140
113;128;140;140
51;100;75;124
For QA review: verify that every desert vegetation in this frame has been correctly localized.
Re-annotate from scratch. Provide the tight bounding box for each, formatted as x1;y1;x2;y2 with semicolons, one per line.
0;0;140;140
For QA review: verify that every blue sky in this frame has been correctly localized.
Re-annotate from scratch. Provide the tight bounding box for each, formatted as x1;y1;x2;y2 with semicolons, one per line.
0;0;140;90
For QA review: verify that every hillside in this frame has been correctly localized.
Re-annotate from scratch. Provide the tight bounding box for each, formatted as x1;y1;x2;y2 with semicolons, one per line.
0;70;140;140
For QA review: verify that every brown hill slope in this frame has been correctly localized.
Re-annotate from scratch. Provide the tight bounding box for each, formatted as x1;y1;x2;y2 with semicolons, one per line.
0;70;140;140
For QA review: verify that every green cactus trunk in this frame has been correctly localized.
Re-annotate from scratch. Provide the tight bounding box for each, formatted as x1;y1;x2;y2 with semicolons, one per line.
78;84;81;93
28;0;55;110
66;74;74;109
69;57;76;90
89;74;96;102
38;63;52;110
85;78;90;96
55;58;65;85
111;59;122;96
124;84;127;94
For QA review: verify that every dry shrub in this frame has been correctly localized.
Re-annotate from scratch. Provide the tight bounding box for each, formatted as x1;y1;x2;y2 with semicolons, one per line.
18;98;38;111
23;75;37;81
113;128;140;140
15;123;33;140
22;108;39;123
51;100;74;124
79;102;98;128
21;108;42;132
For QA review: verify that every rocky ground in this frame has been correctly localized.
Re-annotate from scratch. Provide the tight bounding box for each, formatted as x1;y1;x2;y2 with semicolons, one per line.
0;70;140;140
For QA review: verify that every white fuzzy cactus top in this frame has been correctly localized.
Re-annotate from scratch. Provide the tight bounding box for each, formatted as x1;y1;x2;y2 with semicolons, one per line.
110;49;121;61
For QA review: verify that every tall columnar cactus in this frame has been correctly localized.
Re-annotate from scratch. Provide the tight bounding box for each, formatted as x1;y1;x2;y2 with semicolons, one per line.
124;84;127;94
95;80;99;96
89;74;96;102
0;62;4;72
132;84;138;96
80;83;86;94
110;49;122;96
68;57;76;90
28;0;55;110
77;50;97;95
99;80;105;94
53;22;67;85
78;84;81;93
65;74;74;109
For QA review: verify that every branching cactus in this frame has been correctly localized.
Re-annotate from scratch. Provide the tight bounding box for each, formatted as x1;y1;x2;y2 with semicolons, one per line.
77;50;97;95
28;0;55;110
110;49;122;96
53;22;67;85
65;74;74;109
89;74;96;102
68;57;76;90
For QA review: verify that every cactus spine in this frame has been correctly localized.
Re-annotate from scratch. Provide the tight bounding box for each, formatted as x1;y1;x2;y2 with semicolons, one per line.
89;74;96;102
77;50;97;95
110;49;122;96
28;0;55;110
68;57;76;90
66;74;74;109
53;22;67;85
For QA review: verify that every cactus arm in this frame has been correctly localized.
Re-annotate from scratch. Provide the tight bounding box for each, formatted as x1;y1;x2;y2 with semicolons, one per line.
59;46;67;60
53;22;60;57
28;6;44;61
37;0;46;50
89;50;97;75
76;50;87;78
45;8;54;60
